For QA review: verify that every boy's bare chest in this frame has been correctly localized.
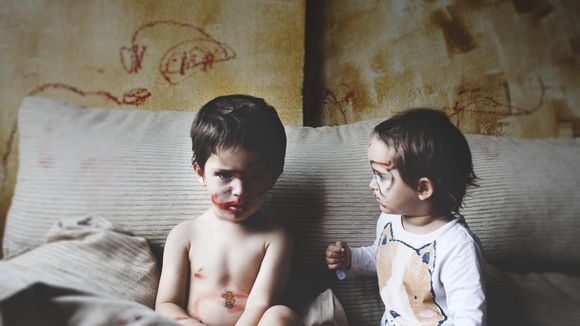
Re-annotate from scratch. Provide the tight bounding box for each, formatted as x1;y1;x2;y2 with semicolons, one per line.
188;227;268;287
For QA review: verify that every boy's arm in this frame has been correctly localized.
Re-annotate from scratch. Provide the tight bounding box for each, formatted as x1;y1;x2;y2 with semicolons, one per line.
235;227;293;326
156;224;204;325
441;241;487;326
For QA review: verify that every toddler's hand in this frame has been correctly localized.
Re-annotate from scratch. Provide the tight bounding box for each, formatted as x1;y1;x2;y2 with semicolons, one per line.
325;241;351;270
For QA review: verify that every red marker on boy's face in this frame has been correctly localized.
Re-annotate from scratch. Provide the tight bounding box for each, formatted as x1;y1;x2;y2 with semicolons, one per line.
211;194;245;213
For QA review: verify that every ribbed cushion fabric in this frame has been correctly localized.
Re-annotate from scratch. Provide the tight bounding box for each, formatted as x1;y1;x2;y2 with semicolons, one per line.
0;216;159;308
464;136;580;268
5;97;206;259
4;96;580;325
504;272;580;326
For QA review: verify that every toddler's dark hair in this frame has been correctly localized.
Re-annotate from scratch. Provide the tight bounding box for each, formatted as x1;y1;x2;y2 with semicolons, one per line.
372;108;478;217
190;94;287;180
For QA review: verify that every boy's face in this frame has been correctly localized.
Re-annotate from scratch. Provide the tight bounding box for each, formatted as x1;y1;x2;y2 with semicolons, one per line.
367;136;423;216
194;146;274;223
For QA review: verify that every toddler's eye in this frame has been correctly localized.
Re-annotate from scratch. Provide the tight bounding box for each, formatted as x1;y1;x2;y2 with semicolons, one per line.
373;170;394;189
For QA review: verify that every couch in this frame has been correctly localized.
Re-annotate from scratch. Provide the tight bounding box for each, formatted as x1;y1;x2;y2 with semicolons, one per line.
1;96;579;325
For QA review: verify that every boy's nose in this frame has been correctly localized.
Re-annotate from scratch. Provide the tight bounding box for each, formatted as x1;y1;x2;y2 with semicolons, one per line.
230;178;244;196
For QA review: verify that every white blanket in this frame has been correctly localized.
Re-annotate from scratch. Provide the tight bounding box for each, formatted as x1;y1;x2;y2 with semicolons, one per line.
0;216;165;325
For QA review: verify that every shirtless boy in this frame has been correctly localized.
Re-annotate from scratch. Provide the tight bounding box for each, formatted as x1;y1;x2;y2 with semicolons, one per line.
156;95;301;326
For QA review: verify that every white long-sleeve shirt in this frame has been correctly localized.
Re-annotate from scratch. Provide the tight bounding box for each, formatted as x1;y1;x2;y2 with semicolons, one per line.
345;213;486;326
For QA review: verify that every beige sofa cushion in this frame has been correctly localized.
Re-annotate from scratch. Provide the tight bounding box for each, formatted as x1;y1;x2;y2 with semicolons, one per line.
4;96;580;325
463;135;580;269
4;97;203;258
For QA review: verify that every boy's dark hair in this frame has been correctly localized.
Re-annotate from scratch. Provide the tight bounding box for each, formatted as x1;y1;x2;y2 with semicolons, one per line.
372;108;478;217
190;94;287;180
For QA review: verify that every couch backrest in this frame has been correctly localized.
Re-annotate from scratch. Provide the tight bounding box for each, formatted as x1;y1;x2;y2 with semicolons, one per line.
5;96;580;325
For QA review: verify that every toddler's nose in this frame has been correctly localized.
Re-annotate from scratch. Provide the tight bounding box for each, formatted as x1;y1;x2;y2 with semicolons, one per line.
369;176;378;190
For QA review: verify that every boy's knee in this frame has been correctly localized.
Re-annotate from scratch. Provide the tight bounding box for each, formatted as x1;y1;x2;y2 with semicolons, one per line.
259;305;302;326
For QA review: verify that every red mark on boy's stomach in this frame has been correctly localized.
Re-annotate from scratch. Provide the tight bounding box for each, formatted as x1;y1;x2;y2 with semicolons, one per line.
29;83;151;106
193;270;204;279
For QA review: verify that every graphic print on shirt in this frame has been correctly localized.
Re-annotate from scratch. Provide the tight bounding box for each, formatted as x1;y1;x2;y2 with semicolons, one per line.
376;223;447;325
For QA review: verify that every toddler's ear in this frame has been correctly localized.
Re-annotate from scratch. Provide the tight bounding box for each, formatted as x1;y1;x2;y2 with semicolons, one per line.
192;162;206;185
416;177;434;200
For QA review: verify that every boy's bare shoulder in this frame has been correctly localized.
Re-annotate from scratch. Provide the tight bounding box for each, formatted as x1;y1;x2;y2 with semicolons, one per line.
251;213;292;244
167;217;203;240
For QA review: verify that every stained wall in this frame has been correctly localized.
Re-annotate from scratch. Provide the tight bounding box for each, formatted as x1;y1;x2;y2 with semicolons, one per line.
0;0;305;254
309;0;579;138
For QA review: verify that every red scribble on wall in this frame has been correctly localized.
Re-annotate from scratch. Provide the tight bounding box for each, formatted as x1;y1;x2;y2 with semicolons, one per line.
120;20;236;85
448;77;546;134
1;120;17;190
29;83;151;107
449;77;545;117
322;84;356;124
449;78;546;117
120;44;147;74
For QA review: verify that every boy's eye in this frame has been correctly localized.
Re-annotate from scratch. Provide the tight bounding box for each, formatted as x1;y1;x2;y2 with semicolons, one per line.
215;171;234;180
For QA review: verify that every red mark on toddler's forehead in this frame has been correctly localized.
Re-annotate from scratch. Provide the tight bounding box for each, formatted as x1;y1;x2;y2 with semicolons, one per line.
174;316;191;321
370;160;393;168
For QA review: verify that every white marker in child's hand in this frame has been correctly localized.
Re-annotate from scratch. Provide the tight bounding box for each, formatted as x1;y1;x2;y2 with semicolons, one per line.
335;241;347;280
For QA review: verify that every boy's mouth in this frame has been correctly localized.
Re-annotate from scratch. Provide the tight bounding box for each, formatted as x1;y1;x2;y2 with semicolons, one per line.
211;194;246;212
224;202;246;212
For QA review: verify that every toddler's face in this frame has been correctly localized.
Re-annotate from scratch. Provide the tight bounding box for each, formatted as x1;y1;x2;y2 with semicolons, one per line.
195;146;273;223
367;136;421;215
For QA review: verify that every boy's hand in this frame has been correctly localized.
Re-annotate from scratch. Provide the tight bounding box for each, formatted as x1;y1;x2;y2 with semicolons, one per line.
325;241;351;270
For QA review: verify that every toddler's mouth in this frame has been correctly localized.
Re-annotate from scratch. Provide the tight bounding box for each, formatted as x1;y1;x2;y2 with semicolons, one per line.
373;195;388;209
